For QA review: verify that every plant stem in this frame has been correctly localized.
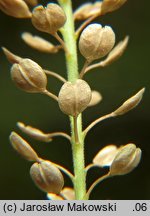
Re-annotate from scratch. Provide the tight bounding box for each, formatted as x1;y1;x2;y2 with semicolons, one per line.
58;0;87;200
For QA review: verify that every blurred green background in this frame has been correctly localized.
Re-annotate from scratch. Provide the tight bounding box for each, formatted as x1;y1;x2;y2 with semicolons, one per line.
0;0;150;200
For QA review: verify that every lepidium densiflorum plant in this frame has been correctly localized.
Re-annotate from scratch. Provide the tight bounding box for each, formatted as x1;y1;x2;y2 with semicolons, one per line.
1;0;145;200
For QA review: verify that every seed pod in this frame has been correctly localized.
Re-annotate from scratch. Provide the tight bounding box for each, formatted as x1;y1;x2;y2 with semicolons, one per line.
101;0;127;15
2;47;22;64
9;132;39;162
11;58;47;93
30;160;64;194
17;122;52;142
74;2;102;20
100;36;129;67
0;0;31;18
88;90;102;107
22;32;58;53
47;193;64;200
110;143;142;176
32;3;66;34
93;145;119;167
61;187;75;200
58;79;92;116
24;0;38;7
79;24;115;62
114;88;145;116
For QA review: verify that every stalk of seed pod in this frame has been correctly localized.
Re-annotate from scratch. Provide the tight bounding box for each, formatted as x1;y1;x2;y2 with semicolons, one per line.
58;79;92;116
9;132;39;162
79;23;115;62
30;160;64;194
110;143;142;176
0;0;31;18
10;58;47;93
32;3;66;35
114;88;145;116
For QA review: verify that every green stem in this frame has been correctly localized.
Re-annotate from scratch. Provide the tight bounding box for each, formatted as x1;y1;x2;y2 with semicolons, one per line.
58;0;87;200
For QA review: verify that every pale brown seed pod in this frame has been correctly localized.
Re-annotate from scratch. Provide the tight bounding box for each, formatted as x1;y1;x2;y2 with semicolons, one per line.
93;145;119;167
0;0;31;18
114;88;145;116
2;47;22;64
79;24;115;62
101;0;127;15
61;187;75;200
58;79;92;116
17;122;52;142
74;2;102;20
74;3;92;20
11;58;47;93
32;3;66;34
30;160;64;194
24;0;38;7
110;143;142;176
88;90;102;107
22;32;59;53
100;36;129;67
9;132;39;162
47;193;64;200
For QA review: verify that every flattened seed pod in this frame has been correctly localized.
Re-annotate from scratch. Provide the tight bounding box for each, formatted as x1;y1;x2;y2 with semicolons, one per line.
79;24;115;62
58;79;92;116
11;58;47;93
30;160;64;194
9;132;39;162
32;3;66;34
110;144;142;176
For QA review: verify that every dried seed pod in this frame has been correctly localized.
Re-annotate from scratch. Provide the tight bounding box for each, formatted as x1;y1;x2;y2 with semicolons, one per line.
2;47;22;64
101;0;127;15
11;58;47;93
9;132;39;162
30;160;64;194
100;36;129;67
74;2;102;20
24;0;38;7
61;187;75;200
93;145;119;167
32;3;66;34
22;32;59;53
58;79;92;116
47;193;64;200
0;0;31;18
114;88;145;116
74;3;92;20
110;143;142;176
17;122;52;142
88;90;102;107
79;24;115;62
